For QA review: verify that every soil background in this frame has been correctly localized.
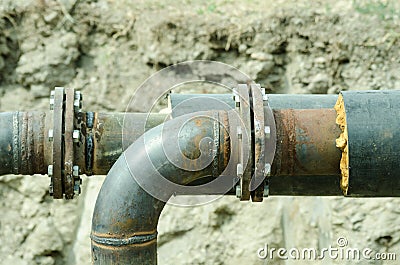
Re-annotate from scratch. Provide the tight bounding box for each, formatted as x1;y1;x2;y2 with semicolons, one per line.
1;0;400;264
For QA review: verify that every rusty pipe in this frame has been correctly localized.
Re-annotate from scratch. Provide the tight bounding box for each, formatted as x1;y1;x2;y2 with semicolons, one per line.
91;110;231;264
0;112;167;176
0;94;341;198
0;111;47;176
82;112;167;176
270;109;342;195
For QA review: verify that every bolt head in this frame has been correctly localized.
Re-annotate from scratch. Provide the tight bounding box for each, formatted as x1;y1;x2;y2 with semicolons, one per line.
264;163;271;177
49;98;55;110
236;163;243;177
49;183;54;196
73;165;79;177
264;126;270;139
74;91;82;100
73;130;80;142
235;185;241;198
263;184;269;197
74;184;81;195
48;129;54;141
237;126;242;139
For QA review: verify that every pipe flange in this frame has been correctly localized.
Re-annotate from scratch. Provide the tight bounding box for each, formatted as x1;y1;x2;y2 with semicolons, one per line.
48;87;82;199
250;84;266;202
261;88;277;198
233;84;252;201
49;87;64;198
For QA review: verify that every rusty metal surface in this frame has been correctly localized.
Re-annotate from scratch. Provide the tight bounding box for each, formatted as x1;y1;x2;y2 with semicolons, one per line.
91;110;232;264
18;111;47;175
90;113;167;175
271;109;341;194
250;84;266;202
64;88;75;199
272;109;341;176
51;87;64;199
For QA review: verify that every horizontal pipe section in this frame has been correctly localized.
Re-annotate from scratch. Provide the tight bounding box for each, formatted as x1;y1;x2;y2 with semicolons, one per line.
0;112;47;176
270;109;342;195
0;95;343;197
88;113;167;175
341;90;400;197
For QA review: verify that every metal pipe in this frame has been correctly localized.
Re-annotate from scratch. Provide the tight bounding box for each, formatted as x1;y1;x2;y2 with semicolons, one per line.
169;94;338;117
91;110;230;264
0;112;167;176
0;111;47;176
0;93;341;198
90;103;343;263
338;90;400;197
270;109;342;195
82;112;167;176
170;93;342;196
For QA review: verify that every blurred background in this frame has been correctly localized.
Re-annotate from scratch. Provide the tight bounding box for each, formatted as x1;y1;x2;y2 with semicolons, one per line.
1;0;400;264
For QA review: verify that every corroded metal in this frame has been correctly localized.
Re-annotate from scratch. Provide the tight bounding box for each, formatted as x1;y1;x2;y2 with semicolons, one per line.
64;88;75;199
269;109;342;195
91;110;231;264
51;87;64;198
233;84;252;201
250;83;266;202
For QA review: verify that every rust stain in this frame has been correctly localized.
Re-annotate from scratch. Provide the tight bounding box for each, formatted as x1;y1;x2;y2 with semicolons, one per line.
222;112;230;169
194;119;203;127
275;109;296;175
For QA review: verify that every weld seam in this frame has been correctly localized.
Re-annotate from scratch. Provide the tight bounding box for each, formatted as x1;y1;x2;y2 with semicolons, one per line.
90;232;158;246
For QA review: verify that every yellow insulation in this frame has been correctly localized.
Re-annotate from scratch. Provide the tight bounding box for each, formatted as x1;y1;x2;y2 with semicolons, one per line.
334;94;349;194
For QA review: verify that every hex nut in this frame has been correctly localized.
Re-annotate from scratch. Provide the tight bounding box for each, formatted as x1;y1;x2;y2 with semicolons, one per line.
47;165;53;176
235;185;241;198
72;130;80;142
48;129;54;141
237;163;243;177
49;98;55;110
264;163;271;177
72;165;79;177
265;126;270;139
263;184;269;197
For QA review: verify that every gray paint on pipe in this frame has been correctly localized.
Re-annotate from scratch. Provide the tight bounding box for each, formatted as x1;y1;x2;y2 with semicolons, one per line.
169;94;338;117
341;90;400;197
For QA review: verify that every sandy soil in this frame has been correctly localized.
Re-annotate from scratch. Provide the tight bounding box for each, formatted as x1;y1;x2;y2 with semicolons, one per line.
1;0;400;264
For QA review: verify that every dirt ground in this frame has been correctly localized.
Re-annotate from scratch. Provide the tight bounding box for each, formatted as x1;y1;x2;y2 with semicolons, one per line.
1;0;400;264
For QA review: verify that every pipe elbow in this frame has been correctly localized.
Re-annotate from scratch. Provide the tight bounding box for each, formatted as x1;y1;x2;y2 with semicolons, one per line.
91;110;230;264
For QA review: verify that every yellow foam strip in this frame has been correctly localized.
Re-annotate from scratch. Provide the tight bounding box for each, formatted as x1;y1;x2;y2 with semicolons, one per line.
334;94;349;194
